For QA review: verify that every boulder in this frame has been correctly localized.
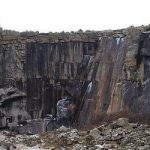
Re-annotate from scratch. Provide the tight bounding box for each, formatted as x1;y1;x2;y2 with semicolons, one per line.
116;118;129;127
89;128;101;139
57;125;69;132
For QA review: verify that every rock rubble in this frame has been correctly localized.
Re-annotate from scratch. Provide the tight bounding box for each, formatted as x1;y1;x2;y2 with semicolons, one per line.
0;118;150;150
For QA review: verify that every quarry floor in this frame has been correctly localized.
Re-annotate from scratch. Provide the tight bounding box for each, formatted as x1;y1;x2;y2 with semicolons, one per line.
0;118;150;150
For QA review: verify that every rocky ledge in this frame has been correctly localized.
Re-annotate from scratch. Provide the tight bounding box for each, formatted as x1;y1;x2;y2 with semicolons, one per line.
0;118;150;150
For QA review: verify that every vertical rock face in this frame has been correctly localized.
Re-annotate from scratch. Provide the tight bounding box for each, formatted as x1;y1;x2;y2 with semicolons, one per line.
25;40;98;119
0;26;150;127
78;27;150;125
78;36;127;125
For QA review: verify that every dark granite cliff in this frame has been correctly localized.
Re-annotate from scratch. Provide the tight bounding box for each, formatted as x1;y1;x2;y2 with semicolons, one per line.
0;26;150;127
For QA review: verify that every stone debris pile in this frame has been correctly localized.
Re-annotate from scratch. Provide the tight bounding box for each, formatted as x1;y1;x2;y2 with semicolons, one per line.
0;131;41;150
0;118;150;150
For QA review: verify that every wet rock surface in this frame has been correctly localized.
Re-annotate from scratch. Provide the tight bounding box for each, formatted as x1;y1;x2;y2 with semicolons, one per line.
0;118;150;150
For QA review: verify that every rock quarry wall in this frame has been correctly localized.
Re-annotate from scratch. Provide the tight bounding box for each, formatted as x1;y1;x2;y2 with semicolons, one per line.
0;26;150;127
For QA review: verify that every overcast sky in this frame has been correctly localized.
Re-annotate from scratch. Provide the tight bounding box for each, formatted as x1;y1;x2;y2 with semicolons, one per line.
0;0;150;32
